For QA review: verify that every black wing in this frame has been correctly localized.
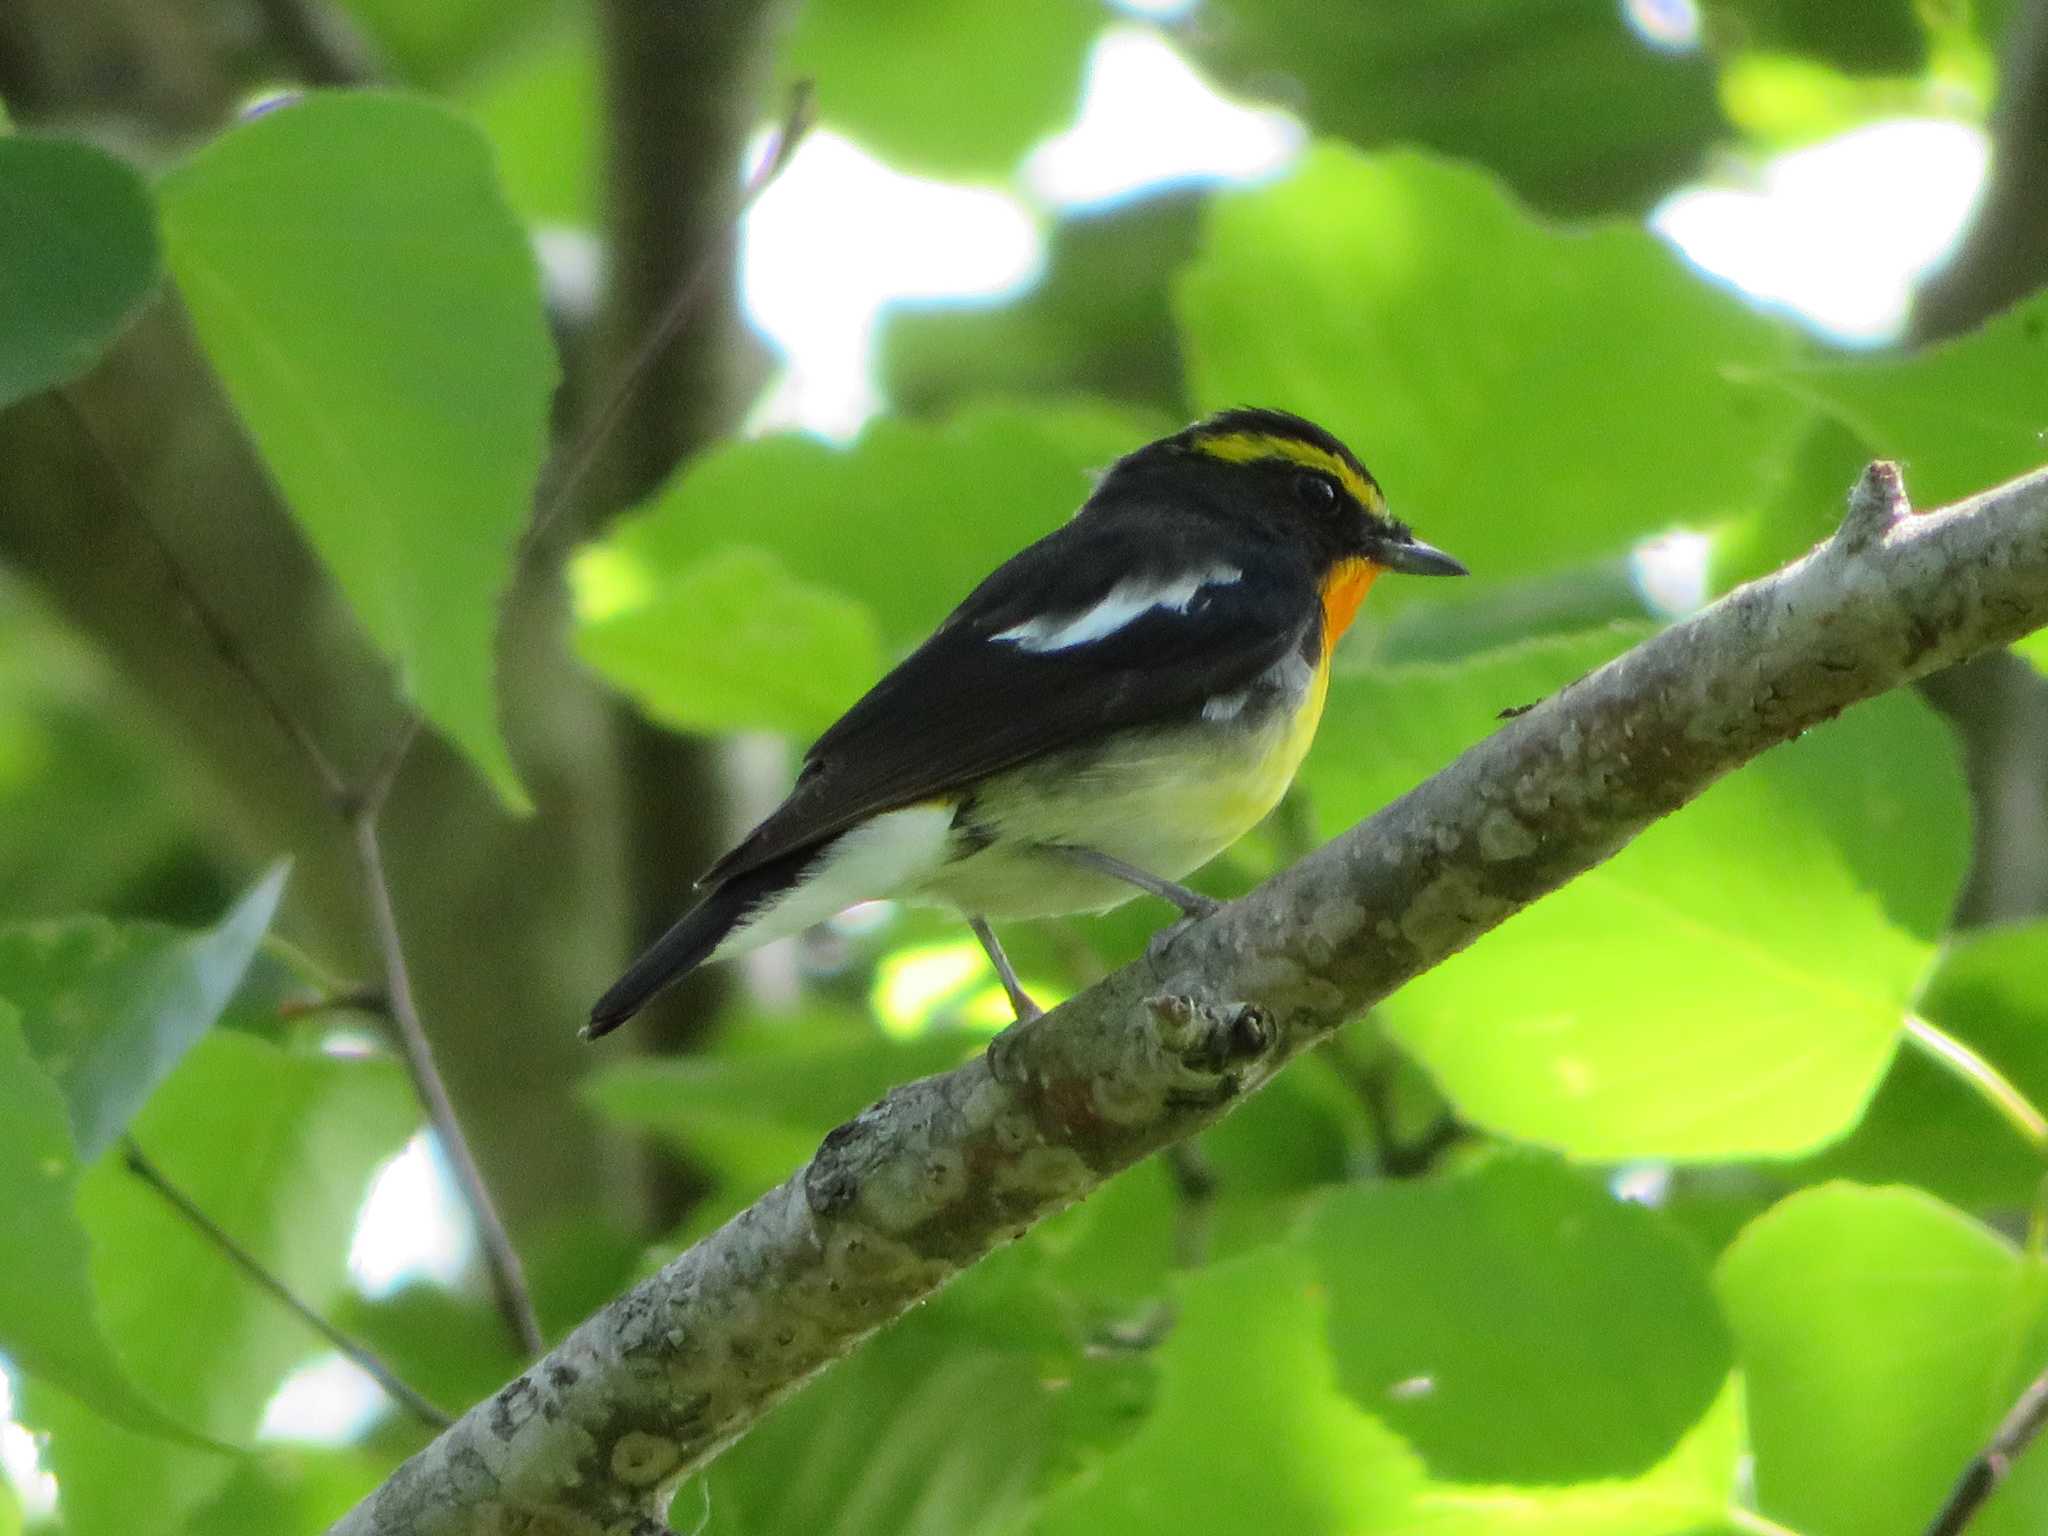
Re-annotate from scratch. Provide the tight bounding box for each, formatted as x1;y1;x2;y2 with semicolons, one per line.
704;509;1316;885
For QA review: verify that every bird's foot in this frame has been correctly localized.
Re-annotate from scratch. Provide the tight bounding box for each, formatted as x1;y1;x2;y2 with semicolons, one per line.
1144;895;1224;974
969;915;1042;1023
1160;884;1222;921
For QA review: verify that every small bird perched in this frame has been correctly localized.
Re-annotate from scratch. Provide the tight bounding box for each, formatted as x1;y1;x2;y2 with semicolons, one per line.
587;408;1465;1037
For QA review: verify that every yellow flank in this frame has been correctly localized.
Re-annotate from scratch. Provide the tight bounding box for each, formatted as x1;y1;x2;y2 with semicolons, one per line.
1261;648;1332;813
1191;431;1386;515
923;646;1337;921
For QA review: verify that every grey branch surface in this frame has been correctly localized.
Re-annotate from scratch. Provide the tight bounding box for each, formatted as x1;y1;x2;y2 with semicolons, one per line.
334;461;2048;1536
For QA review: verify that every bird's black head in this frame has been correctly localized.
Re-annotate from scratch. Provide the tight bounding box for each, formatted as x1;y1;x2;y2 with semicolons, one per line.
1104;407;1466;579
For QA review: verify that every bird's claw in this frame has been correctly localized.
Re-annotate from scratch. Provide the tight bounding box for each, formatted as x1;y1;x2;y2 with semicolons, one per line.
1146;911;1211;973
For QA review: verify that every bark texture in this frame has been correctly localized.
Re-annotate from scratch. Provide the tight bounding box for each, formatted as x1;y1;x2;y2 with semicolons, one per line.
334;460;2048;1536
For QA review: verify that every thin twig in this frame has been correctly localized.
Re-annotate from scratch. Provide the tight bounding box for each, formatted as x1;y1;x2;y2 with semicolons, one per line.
1726;1507;1806;1536
248;0;383;85
353;710;425;822
1903;1014;2048;1154
1162;1141;1218;1271
274;983;388;1022
65;386;543;1355
74;63;815;1393
1925;1364;2048;1536
122;1137;451;1430
57;390;350;807
520;78;816;557
1320;1030;1466;1178
350;808;545;1356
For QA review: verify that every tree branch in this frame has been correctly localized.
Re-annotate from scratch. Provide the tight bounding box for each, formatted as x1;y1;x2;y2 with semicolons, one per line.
1909;0;2048;346
1924;1362;2048;1535
333;459;2048;1535
248;0;383;87
350;807;544;1358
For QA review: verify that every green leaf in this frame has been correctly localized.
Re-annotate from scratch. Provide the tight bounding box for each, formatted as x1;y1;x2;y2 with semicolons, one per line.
572;545;886;738
333;0;555;82
24;1033;417;1536
0;874;291;1446
1189;1;1723;215
782;0;1098;176
1409;1377;1743;1536
1715;51;1955;151
184;1447;388;1536
84;1034;418;1439
1191;1060;1360;1260
1379;686;1964;1160
459;29;599;227
20;1391;235;1536
1803;920;2048;1211
0;135;160;407
0;582;196;916
2;865;287;1160
581;401;1164;651
1310;1153;1730;1482
1773;292;2048;678
1178;146;1798;620
692;1257;1146;1536
1707;414;1871;596
2021;628;2048;680
879;190;1199;419
1304;627;1642;837
0;1003;201;1445
1036;1239;1739;1536
581;1015;975;1209
1717;1183;2048;1536
1036;1244;1426;1535
157;93;557;808
1712;0;1928;71
1772;290;2048;512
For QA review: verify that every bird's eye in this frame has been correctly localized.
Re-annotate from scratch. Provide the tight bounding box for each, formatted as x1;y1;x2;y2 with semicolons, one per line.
1295;472;1339;510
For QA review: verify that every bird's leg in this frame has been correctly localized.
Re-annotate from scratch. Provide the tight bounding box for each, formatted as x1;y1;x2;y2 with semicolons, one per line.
1047;845;1222;920
969;915;1041;1022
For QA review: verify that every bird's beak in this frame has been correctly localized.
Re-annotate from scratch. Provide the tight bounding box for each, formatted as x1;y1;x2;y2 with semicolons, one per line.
1374;535;1468;578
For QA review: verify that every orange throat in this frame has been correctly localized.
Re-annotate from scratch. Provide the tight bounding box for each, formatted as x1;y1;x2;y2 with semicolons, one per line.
1319;557;1381;655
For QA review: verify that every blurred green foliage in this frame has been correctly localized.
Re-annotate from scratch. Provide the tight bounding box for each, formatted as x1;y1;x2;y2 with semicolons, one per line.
158;93;556;810
2;0;2047;1533
1718;1183;2048;1536
0;137;158;409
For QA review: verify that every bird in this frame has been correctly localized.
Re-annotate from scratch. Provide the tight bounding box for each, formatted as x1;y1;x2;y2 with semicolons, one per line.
586;407;1466;1038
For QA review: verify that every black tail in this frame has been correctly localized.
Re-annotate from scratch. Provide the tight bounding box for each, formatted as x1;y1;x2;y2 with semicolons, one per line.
584;845;819;1039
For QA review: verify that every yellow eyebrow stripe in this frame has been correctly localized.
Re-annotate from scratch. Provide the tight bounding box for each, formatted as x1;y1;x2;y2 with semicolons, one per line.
1191;431;1385;513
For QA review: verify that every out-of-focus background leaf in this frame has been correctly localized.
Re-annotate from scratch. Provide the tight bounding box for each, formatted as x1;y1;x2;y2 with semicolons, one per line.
1178;146;1800;623
157;93;556;809
0;136;159;408
3;0;2048;1529
1717;1183;2048;1535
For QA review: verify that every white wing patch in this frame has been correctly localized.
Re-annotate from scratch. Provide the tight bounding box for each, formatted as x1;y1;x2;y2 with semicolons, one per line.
992;564;1242;653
